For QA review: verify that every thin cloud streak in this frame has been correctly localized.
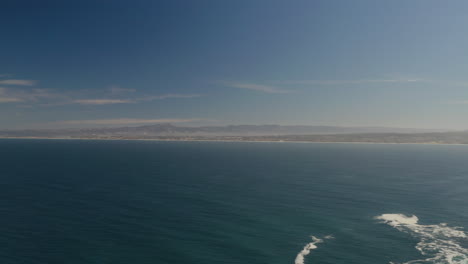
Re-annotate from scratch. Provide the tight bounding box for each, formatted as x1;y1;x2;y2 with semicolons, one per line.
0;87;22;102
0;84;201;105
277;79;427;85
0;87;62;104
446;100;468;105
74;99;135;105
225;82;291;94
72;94;201;105
142;94;202;100
0;75;201;106
0;97;24;103
108;86;136;94
58;118;201;125
0;79;37;86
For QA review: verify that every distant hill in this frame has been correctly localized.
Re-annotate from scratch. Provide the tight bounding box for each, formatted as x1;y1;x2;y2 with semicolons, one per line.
0;124;447;138
242;131;468;144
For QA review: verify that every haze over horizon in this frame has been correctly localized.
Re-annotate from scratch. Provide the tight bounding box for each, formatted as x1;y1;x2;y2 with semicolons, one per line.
2;0;468;129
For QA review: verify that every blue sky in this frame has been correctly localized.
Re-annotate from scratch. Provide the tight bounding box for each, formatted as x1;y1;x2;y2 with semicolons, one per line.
2;0;468;129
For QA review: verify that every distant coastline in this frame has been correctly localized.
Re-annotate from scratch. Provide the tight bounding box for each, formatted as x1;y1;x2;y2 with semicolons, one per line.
2;135;468;145
1;124;467;145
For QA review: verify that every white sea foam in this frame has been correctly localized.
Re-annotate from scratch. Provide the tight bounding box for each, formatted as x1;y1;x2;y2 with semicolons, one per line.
294;235;332;264
376;213;468;264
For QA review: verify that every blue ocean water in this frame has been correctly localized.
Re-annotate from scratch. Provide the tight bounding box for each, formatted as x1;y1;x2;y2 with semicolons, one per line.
0;139;467;264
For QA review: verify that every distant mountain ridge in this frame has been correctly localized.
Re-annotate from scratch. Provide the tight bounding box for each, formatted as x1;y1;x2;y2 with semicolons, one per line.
0;123;450;138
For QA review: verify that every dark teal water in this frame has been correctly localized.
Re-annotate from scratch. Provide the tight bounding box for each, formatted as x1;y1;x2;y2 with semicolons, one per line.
0;139;467;264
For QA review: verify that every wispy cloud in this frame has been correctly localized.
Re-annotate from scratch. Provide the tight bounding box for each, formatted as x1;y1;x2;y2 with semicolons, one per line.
0;77;59;104
72;94;201;105
277;79;427;85
0;87;20;102
73;99;135;105
0;97;24;103
225;82;291;94
0;87;61;104
108;86;136;94
0;82;200;106
58;118;200;125
445;100;468;105
0;79;37;86
443;81;468;87
142;94;202;100
221;78;429;95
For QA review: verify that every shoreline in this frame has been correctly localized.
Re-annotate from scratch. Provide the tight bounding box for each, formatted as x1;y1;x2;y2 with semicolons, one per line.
1;136;468;146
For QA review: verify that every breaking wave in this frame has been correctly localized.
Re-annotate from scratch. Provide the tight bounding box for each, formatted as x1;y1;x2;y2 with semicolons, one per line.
294;235;333;264
376;214;468;264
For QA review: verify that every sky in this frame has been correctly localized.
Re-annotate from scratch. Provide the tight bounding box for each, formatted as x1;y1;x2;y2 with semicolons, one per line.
2;0;468;129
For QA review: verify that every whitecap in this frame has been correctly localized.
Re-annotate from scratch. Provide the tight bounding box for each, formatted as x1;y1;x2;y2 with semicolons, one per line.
294;235;332;264
376;213;468;264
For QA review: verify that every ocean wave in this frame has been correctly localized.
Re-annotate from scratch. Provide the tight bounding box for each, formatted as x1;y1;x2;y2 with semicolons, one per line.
295;235;333;264
376;214;468;264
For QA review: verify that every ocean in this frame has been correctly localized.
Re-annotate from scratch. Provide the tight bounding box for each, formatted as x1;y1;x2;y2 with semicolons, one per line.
0;139;467;264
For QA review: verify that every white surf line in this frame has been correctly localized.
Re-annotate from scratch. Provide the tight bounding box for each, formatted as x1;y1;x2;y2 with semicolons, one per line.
376;214;468;264
295;235;333;264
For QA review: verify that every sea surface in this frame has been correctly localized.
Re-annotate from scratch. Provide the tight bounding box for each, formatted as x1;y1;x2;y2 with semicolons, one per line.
0;139;467;264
